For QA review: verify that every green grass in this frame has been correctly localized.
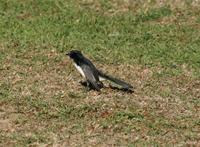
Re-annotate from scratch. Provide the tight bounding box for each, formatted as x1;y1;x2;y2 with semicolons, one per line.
0;0;200;146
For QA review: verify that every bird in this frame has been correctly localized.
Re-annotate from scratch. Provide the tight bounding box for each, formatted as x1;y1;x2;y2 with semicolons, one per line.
66;50;133;92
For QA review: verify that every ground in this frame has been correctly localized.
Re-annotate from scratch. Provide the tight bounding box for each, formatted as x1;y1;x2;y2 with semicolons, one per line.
0;0;200;146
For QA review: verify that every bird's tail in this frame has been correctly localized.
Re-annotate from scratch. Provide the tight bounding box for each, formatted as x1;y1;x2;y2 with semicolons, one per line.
97;70;133;91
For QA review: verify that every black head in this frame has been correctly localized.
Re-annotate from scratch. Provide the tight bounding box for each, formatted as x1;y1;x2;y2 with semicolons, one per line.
66;50;83;59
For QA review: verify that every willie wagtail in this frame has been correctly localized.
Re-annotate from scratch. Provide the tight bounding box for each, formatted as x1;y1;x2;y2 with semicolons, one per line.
66;50;133;92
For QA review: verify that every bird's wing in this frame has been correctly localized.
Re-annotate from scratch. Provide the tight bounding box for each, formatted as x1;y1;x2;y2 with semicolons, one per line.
82;65;101;91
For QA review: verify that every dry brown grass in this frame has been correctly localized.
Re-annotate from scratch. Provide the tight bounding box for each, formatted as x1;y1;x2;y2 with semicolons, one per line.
1;49;199;146
1;0;200;146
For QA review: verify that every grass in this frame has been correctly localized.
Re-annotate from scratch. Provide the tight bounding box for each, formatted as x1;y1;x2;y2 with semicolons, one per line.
0;0;200;146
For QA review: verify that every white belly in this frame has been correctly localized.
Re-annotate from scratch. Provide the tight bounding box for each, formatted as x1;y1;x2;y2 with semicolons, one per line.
73;63;85;78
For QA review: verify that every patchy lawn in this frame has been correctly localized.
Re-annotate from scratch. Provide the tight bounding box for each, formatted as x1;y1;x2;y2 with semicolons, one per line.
0;0;200;146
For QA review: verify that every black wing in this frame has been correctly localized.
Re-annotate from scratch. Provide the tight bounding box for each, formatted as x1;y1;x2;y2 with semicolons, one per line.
82;65;101;91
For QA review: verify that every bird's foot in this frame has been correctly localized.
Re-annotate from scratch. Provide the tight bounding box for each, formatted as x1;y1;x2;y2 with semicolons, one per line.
79;80;88;87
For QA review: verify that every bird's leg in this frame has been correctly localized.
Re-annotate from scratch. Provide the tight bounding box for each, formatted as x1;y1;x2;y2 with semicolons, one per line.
79;80;93;91
98;81;104;88
79;80;88;87
86;81;93;91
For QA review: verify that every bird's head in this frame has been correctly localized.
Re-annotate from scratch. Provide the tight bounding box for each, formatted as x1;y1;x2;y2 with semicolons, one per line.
66;50;82;59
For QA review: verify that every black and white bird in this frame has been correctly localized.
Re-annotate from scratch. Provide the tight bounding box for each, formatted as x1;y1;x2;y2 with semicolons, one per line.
66;50;133;92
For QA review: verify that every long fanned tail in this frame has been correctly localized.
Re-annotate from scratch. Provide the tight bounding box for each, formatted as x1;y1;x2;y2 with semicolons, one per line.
97;70;133;91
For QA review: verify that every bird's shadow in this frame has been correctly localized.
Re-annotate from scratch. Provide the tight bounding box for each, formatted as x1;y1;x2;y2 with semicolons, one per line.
79;81;134;93
108;85;134;93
